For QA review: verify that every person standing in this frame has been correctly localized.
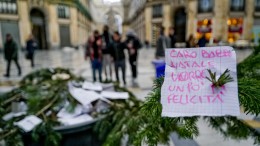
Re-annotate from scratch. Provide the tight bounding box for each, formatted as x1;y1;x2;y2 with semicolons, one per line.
186;34;196;48
90;30;103;82
26;34;37;67
111;31;127;86
155;26;171;59
169;27;176;48
197;34;207;47
3;33;21;77
125;29;142;87
102;25;113;81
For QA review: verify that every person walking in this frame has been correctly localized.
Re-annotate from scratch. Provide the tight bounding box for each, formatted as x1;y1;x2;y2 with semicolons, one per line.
111;31;127;86
102;25;113;81
155;26;171;59
3;33;21;77
169;27;176;48
125;29;142;87
144;40;150;49
89;30;103;82
26;34;37;67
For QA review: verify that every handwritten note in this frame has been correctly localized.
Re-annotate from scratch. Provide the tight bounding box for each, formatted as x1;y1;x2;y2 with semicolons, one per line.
161;46;240;117
58;114;93;126
101;91;129;99
15;115;42;132
68;83;101;105
82;81;103;91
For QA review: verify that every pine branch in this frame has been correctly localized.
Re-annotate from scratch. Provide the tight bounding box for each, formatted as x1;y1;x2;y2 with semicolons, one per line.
238;78;260;115
0;129;18;140
206;69;234;88
1;94;21;106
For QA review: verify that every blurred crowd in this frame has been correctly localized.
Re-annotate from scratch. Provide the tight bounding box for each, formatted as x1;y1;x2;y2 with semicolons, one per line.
3;25;209;84
85;25;142;87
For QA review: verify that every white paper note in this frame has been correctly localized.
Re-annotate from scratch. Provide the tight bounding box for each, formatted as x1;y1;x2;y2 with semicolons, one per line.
101;91;129;99
70;88;101;105
82;81;103;91
58;114;93;126
2;112;26;121
57;105;83;119
96;83;115;91
15;115;42;132
161;46;240;117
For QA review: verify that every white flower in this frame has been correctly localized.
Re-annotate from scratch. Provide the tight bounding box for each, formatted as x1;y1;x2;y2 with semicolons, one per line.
52;73;70;80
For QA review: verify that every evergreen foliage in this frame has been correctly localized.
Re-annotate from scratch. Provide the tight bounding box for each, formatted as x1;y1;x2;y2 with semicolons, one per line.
95;47;260;145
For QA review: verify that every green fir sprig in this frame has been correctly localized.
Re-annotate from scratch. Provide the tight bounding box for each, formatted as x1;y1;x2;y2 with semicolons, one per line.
206;69;234;88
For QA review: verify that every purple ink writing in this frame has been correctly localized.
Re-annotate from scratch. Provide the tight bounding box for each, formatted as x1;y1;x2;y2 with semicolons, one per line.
167;94;224;104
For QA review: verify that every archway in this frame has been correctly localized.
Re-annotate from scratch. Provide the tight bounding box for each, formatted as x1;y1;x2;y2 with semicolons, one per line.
30;8;47;49
174;7;187;42
105;8;122;33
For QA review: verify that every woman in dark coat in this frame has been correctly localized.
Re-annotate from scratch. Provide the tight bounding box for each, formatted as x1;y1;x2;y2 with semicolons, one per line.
26;34;37;67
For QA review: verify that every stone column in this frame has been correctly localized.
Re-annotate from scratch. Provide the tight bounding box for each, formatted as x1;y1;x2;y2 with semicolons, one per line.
243;0;254;40
17;0;31;47
163;4;171;35
70;7;78;47
122;23;129;40
213;0;229;41
186;0;197;39
47;4;60;48
145;6;152;43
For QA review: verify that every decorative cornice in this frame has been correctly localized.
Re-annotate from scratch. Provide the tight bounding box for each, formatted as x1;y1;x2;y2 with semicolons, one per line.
47;0;92;21
145;0;170;7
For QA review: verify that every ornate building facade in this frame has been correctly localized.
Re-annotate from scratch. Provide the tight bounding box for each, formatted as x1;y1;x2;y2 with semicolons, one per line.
125;0;258;46
0;0;92;50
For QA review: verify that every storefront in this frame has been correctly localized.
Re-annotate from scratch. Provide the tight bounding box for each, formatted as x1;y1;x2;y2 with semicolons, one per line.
152;23;161;46
196;19;212;40
227;18;243;43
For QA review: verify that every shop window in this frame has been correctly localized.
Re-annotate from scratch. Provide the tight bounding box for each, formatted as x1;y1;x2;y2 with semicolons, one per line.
0;0;17;14
198;0;213;13
57;5;70;19
152;4;162;18
230;0;245;12
196;19;212;40
152;23;161;46
255;0;260;12
227;18;243;43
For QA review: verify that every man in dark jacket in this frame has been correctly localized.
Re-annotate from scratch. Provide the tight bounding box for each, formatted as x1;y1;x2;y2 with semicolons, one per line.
155;26;171;59
4;33;21;77
110;31;127;86
169;27;176;48
102;25;113;81
125;29;142;87
26;34;37;67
